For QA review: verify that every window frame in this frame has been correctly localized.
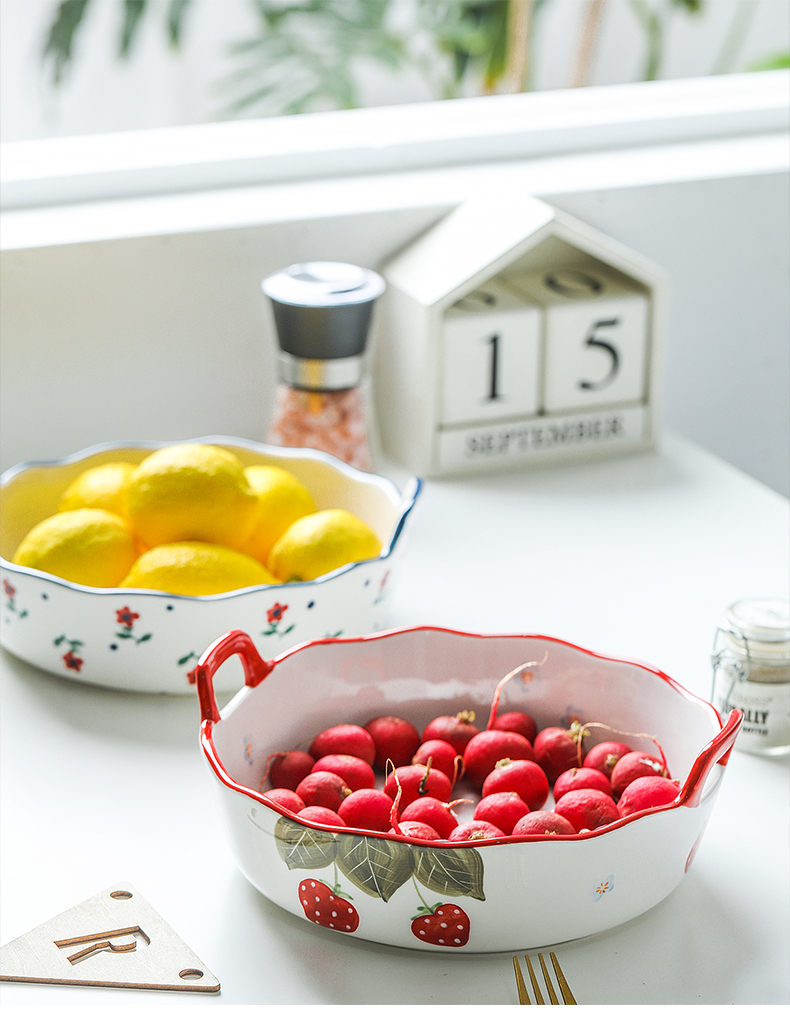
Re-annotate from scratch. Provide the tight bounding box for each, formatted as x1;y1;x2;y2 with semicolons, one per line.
1;70;787;214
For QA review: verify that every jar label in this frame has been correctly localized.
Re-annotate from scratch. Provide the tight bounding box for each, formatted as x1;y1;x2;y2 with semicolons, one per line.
713;669;790;752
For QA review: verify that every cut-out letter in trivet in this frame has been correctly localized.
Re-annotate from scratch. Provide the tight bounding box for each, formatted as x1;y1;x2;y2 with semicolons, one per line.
0;882;219;993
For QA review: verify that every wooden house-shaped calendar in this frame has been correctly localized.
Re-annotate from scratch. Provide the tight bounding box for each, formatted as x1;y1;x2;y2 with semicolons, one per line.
374;193;665;477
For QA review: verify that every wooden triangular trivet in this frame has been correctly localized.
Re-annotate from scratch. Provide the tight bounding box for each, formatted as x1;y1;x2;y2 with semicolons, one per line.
0;882;219;993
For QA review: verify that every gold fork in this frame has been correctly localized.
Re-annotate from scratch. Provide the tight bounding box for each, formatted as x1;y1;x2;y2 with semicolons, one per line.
513;952;577;1005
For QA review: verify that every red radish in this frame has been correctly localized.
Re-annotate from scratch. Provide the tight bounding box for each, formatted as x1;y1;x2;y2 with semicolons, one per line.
553;788;620;832
265;749;314;790
412;739;463;784
264;788;305;814
388;821;442;841
533;722;587;783
421;711;479;754
364;715;420;769
311;754;375;792
298;806;346;828
481;758;549;811
296;770;351;812
553;766;612;802
583;740;631;779
383;763;452;808
474;792;531;835
610;750;668;800
463;729;536;788
399;796;461;839
448;820;506;841
512;811;576;836
308;724;376;765
337;788;394;832
491;711;537;744
617;776;681;816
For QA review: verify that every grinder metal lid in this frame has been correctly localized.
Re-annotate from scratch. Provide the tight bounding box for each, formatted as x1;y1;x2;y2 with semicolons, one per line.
262;262;385;381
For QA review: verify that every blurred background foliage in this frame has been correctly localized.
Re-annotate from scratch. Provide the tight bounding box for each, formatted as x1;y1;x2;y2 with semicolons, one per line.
40;0;790;119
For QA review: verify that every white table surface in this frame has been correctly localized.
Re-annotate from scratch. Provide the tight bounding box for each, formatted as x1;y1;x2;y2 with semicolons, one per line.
1;432;788;1008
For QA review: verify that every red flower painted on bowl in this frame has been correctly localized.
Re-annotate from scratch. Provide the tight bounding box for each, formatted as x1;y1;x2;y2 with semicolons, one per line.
116;606;140;628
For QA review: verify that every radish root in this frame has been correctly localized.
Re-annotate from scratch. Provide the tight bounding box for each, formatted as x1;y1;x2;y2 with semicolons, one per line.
486;652;549;731
578;722;668;770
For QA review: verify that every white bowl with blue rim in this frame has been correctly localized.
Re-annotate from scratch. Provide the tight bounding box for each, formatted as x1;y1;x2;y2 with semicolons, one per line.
0;437;420;694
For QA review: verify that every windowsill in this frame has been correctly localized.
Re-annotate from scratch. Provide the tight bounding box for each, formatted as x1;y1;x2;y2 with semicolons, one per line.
1;70;787;213
1;131;787;252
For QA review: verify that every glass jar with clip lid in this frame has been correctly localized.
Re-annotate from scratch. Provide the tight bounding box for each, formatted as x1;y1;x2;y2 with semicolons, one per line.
711;597;790;756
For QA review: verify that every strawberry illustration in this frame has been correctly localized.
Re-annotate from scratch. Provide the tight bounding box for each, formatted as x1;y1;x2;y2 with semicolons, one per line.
411;902;470;947
298;878;359;933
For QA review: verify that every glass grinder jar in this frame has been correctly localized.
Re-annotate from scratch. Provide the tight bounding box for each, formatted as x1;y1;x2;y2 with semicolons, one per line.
262;262;385;472
711;597;790;756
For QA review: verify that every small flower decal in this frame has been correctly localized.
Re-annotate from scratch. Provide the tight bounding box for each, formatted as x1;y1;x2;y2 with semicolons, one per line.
243;735;255;765
178;651;199;685
3;577;28;619
592;874;615;901
54;635;84;673
262;602;295;638
63;650;84;672
373;570;390;604
267;602;288;624
116;606;139;628
114;606;152;644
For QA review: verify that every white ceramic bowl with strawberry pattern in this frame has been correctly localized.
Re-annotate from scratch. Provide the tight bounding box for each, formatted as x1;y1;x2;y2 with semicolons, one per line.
0;437;420;694
196;625;742;953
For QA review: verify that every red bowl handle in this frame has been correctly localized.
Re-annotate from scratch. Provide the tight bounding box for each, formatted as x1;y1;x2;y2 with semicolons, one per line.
678;708;743;808
195;629;273;724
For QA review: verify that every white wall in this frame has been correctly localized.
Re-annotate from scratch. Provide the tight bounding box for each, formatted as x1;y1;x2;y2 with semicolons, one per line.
2;120;788;495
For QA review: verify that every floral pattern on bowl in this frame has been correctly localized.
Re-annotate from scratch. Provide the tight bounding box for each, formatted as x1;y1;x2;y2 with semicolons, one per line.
0;437;420;694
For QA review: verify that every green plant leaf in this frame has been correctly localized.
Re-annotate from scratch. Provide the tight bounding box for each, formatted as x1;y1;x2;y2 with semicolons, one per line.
412;845;486;901
336;833;415;902
167;0;193;49
120;0;147;58
41;0;92;85
215;0;409;117
747;52;790;72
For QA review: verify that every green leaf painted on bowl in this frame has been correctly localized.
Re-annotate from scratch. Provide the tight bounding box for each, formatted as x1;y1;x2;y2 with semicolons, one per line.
336;834;415;902
273;817;338;871
412;846;486;901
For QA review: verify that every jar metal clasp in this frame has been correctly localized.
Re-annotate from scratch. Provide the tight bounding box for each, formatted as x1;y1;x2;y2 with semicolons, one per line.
711;626;751;705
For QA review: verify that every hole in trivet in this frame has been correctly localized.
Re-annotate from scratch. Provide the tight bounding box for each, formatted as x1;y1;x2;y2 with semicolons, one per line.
110;890;133;900
179;969;204;980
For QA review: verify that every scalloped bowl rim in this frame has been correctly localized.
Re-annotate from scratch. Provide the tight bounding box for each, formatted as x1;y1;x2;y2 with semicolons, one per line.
0;435;420;600
198;624;741;848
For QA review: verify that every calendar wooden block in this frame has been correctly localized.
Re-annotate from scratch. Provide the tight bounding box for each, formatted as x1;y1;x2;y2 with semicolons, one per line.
375;193;665;477
440;278;542;427
506;266;649;414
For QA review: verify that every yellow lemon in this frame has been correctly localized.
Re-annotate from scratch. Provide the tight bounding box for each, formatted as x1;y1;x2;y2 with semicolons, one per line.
58;461;136;519
120;541;280;596
12;509;138;588
125;444;258;550
239;464;317;564
268;509;382;582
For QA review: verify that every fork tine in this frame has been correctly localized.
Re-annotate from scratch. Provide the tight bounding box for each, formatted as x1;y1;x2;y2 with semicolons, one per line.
513;956;530;1004
524;955;545;1004
550;952;577;1005
539;953;559;1004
